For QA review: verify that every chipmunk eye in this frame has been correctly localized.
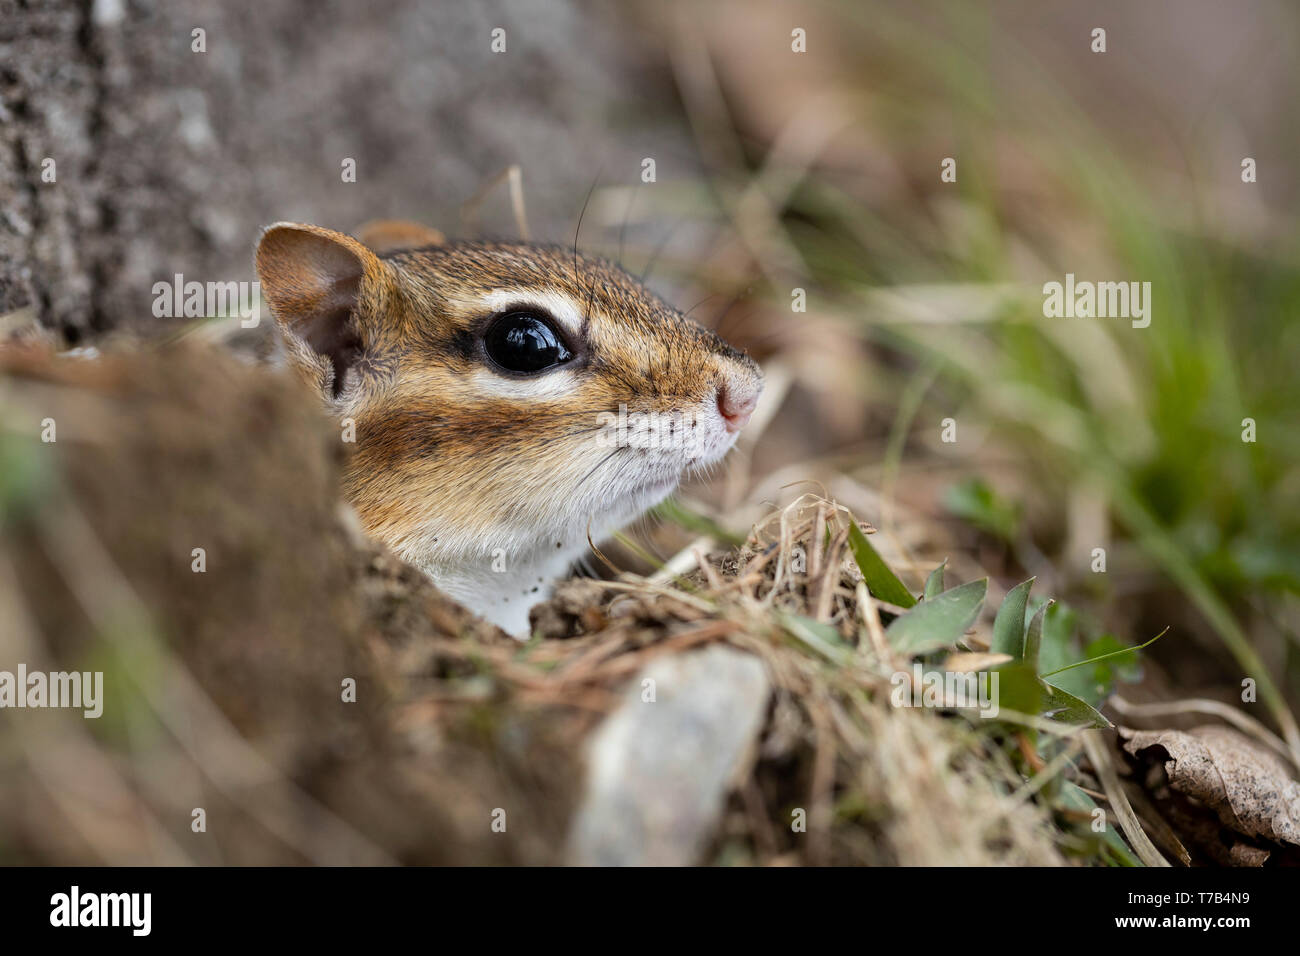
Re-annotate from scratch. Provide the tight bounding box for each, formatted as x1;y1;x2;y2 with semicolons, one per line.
483;312;574;374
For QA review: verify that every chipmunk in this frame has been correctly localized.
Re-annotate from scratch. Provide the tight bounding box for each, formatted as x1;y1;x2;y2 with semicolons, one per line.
255;220;762;636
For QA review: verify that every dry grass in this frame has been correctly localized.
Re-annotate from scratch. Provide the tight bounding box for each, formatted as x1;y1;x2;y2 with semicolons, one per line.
433;493;1073;865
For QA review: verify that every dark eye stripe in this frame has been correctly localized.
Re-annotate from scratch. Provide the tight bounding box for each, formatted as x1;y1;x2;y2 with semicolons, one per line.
482;311;574;374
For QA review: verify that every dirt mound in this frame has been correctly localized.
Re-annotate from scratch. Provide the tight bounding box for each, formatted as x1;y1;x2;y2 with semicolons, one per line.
0;343;1063;865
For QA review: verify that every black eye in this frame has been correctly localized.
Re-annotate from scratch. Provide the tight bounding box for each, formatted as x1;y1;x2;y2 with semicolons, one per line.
483;312;574;374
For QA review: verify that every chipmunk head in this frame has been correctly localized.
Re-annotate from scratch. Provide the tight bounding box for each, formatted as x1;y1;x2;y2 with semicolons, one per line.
255;221;761;633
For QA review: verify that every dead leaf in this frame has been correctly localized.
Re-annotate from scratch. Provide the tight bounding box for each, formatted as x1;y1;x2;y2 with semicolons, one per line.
1120;725;1300;852
943;652;1013;673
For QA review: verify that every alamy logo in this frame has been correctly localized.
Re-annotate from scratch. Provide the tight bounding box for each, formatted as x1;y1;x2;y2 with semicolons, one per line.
0;665;103;718
152;273;261;327
889;663;1000;718
1042;273;1151;328
50;886;151;936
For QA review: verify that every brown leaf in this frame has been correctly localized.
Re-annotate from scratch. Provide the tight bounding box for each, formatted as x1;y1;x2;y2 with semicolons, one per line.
943;651;1013;673
1120;725;1300;849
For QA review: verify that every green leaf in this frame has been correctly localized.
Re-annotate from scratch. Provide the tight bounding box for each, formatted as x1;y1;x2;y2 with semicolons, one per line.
990;577;1034;659
846;521;917;608
1038;602;1096;702
923;560;947;600
885;578;987;655
1022;599;1053;673
989;661;1044;718
1039;602;1080;670
1041;682;1112;729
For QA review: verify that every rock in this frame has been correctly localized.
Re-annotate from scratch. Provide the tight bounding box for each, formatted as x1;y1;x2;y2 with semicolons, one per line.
568;644;770;866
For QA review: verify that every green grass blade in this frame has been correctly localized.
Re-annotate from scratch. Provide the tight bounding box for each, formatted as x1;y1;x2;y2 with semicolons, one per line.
649;497;747;547
846;521;917;608
1040;627;1169;679
1060;782;1142;866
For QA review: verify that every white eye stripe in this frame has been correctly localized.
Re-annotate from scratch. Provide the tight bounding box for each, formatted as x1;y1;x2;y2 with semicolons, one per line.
469;368;579;399
477;288;586;338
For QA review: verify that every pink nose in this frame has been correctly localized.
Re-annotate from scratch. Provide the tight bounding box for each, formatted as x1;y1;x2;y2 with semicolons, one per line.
717;380;760;433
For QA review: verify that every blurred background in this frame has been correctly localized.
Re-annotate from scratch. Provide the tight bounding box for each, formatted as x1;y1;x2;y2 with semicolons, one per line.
2;0;1298;862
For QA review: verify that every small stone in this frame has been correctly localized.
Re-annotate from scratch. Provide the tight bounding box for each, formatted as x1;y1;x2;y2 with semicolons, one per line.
568;644;770;866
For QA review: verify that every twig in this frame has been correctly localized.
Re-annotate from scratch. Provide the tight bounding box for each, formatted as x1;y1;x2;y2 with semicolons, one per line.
1082;730;1169;867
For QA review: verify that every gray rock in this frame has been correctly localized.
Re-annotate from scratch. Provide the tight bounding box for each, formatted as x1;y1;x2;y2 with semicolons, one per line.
568;644;770;866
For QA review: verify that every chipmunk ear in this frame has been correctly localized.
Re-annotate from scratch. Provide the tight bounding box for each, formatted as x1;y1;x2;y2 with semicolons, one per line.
355;219;446;255
256;222;392;399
